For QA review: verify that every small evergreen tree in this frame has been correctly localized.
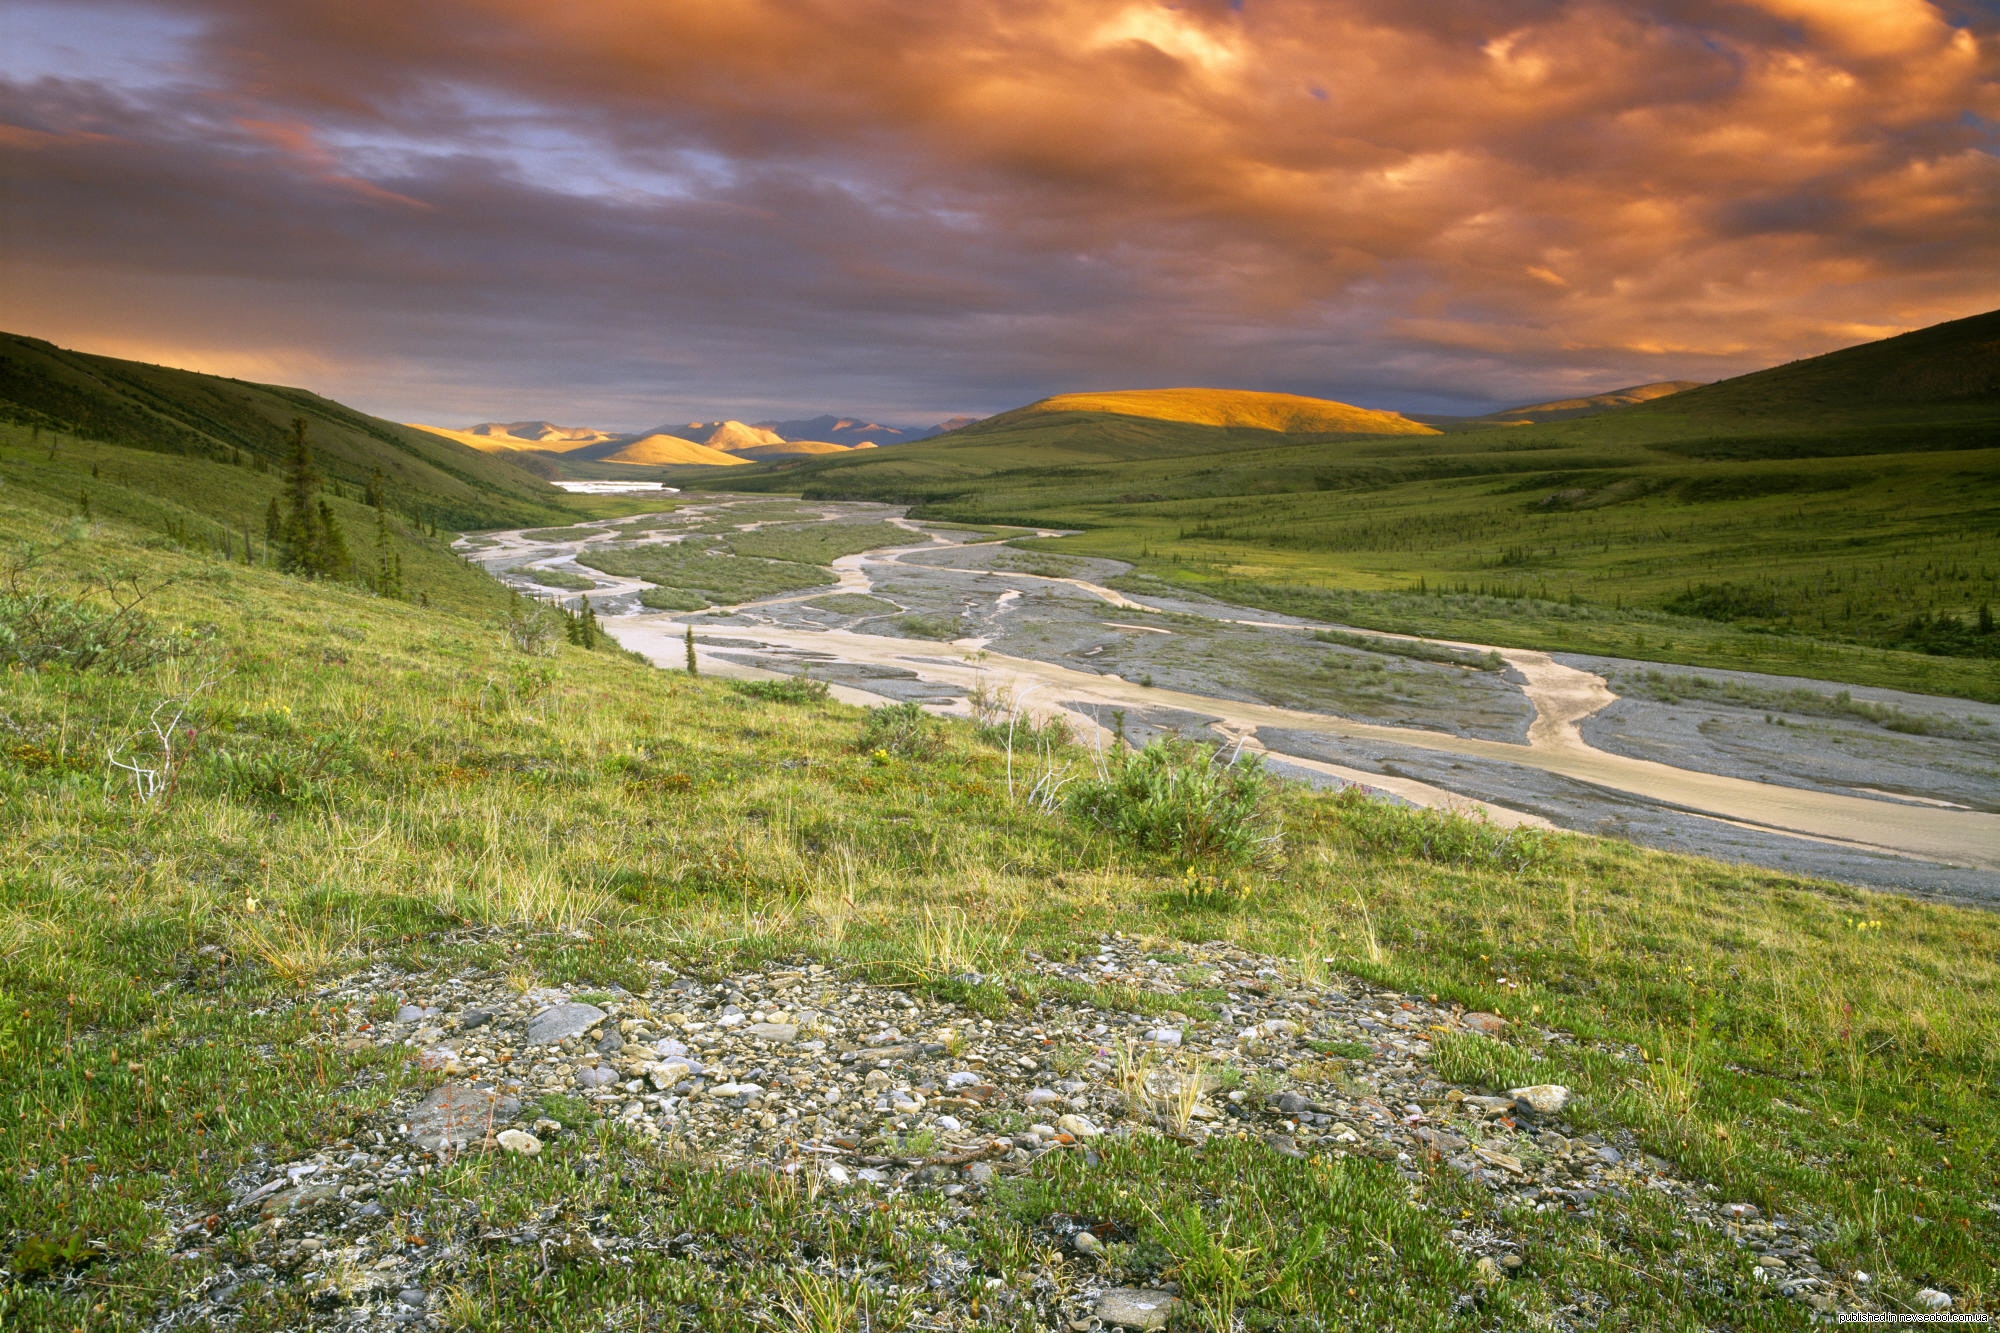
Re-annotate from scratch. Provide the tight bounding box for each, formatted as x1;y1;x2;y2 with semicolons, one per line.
685;624;698;675
1981;602;1995;635
373;507;403;597
316;497;351;579
364;467;386;508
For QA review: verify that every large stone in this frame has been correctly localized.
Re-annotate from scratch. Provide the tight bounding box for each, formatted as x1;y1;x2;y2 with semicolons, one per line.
745;1022;799;1043
260;1183;338;1219
526;1003;607;1046
495;1129;542;1157
1460;1012;1508;1035
404;1082;520;1151
1507;1085;1570;1116
1095;1288;1181;1330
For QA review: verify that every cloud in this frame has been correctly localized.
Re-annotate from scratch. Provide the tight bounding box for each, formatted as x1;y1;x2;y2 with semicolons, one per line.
1;0;1995;421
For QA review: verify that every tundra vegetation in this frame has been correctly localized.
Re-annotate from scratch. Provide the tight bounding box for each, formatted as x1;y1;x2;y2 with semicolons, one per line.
0;413;1994;1330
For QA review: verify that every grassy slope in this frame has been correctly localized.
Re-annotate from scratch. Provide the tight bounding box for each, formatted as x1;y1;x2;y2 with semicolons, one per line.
0;333;571;530
704;313;2000;700
3;435;1996;1328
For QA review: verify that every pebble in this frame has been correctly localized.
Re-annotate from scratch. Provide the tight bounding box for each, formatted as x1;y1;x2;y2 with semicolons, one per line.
1916;1289;1953;1311
1460;1012;1508;1035
495;1129;542;1157
1143;1027;1182;1045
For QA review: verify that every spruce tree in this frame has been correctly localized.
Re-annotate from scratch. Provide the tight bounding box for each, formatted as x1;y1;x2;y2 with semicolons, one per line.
685;624;698;675
365;468;386;508
278;418;324;574
316;498;351;579
373;507;402;597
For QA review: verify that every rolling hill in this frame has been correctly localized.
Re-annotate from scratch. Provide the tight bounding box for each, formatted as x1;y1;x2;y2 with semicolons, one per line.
0;332;569;530
997;387;1438;436
602;433;753;466
411;421;617;453
1482;381;1702;424
703;309;2000;698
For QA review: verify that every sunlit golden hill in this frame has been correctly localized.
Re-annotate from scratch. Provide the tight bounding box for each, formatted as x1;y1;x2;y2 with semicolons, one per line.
1021;388;1440;436
603;433;753;466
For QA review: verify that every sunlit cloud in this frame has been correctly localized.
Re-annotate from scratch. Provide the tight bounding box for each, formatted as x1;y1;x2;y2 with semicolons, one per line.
0;0;1993;423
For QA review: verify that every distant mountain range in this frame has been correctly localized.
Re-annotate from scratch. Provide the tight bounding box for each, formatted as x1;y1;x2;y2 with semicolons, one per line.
410;411;971;466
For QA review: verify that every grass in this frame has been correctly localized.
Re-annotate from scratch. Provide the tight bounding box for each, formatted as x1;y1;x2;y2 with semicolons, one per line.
3;432;1997;1328
523;567;597;591
577;521;913;609
578;538;834;607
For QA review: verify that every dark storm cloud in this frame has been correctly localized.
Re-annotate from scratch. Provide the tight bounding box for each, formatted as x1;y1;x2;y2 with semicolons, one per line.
2;0;1996;423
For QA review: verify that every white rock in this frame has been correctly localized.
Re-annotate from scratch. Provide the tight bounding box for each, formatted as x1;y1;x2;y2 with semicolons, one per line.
1144;1028;1182;1046
822;1163;850;1185
935;1115;964;1132
1095;1288;1180;1330
495;1130;541;1157
1915;1289;1952;1312
709;1082;764;1099
945;1071;982;1089
1507;1085;1570;1115
1056;1113;1100;1139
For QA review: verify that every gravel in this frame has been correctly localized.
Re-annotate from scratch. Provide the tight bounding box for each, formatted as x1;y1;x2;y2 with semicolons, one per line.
150;935;1891;1329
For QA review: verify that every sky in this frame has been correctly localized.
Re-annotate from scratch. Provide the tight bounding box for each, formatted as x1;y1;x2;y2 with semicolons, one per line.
1;0;1996;428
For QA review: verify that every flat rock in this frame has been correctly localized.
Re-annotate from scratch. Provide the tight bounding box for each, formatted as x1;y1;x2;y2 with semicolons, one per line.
1095;1288;1181;1330
525;1003;607;1046
404;1082;520;1150
1460;1012;1508;1035
495;1129;542;1157
745;1022;799;1042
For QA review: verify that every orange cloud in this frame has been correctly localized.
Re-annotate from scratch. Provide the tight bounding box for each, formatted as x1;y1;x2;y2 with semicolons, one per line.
1;0;1994;419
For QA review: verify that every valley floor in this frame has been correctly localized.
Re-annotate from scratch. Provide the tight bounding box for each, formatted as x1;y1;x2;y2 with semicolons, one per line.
465;498;2000;903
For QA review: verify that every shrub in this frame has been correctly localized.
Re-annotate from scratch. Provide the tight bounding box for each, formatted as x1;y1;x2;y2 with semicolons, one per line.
0;553;181;673
732;675;830;704
859;701;941;759
500;602;561;656
1065;738;1278;866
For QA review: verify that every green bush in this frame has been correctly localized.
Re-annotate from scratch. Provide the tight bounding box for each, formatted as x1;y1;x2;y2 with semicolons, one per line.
732;676;830;704
0;553;184;673
859;701;941;759
1065;738;1277;866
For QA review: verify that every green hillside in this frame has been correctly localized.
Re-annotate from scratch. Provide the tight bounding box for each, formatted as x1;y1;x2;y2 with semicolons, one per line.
708;311;2000;699
0;333;569;530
